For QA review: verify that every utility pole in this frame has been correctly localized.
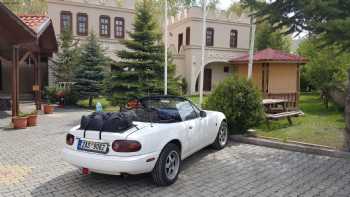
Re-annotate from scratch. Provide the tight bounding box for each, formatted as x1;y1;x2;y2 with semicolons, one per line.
199;0;207;107
164;0;168;95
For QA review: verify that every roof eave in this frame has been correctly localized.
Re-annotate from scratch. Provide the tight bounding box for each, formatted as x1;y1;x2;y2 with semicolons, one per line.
36;17;51;37
230;60;308;64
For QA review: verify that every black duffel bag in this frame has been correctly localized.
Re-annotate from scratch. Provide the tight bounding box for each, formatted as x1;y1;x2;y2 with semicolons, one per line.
80;111;137;133
80;112;108;131
101;111;137;132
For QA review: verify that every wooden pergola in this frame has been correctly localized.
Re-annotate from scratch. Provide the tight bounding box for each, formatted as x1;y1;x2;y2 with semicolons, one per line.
0;2;57;117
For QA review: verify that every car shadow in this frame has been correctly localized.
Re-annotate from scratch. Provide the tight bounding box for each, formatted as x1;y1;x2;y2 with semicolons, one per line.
31;141;241;196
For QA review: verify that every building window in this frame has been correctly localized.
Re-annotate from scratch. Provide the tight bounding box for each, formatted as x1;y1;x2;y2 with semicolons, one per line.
60;11;72;33
114;17;125;38
230;30;238;48
77;13;88;36
224;66;229;73
186;27;190;45
99;15;110;37
206;28;214;46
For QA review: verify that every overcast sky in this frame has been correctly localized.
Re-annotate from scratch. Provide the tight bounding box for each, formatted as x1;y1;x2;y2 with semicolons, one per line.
217;0;239;10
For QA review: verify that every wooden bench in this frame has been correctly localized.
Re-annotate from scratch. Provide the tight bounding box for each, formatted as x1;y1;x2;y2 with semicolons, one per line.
266;110;304;127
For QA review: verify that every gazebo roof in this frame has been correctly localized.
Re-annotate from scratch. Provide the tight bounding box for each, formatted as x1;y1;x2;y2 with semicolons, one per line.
0;2;58;60
230;48;307;64
18;15;50;35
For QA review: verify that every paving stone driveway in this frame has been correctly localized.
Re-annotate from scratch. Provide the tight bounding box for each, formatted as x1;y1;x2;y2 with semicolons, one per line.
1;108;350;197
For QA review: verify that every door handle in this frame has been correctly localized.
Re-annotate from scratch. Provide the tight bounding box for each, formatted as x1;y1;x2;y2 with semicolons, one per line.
189;126;193;130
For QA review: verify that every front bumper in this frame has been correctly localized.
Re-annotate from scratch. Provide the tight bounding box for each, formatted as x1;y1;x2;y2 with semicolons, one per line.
62;148;158;175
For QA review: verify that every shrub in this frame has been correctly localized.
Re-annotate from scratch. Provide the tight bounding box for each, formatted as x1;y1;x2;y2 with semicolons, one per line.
204;75;264;134
43;86;79;106
44;86;59;104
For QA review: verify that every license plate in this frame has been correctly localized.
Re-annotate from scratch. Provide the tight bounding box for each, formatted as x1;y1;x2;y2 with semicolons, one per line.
77;139;109;154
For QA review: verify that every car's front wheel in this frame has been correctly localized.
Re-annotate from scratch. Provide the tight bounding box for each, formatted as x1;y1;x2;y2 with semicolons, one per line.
152;143;181;186
212;121;228;149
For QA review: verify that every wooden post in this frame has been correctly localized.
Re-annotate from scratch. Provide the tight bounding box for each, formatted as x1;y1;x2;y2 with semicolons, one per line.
33;53;38;110
32;52;41;110
11;46;19;117
37;53;41;110
296;64;300;108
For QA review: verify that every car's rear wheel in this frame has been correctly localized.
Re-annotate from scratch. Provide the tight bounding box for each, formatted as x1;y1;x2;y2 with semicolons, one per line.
212;121;228;149
152;143;181;186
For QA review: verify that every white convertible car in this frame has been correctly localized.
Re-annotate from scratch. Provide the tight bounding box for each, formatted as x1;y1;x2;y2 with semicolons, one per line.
63;96;227;186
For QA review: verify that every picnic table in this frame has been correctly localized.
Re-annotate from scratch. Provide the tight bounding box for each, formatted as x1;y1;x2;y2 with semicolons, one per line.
262;99;303;127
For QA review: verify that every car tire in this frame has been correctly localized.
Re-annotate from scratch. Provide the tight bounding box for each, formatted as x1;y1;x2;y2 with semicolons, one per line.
152;143;181;186
212;121;228;150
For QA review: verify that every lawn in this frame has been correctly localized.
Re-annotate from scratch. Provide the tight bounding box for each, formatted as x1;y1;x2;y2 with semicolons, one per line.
77;97;119;112
186;95;208;106
254;93;346;149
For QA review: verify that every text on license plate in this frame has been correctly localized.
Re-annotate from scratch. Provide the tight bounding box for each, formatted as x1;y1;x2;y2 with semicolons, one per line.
77;139;109;154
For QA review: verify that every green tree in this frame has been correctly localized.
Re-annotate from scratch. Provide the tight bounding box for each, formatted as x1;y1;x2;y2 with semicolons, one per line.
242;0;350;52
105;0;180;107
226;2;246;17
297;38;349;108
1;0;47;14
73;33;107;107
51;30;79;82
255;21;291;52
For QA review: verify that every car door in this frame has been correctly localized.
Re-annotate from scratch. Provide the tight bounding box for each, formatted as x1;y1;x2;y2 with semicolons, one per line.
190;104;214;147
177;101;203;154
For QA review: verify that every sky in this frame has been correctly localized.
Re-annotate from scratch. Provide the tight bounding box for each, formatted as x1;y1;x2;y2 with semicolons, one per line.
217;0;237;10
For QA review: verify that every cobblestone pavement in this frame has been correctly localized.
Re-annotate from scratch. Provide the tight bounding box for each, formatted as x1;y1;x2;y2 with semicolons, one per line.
1;108;350;197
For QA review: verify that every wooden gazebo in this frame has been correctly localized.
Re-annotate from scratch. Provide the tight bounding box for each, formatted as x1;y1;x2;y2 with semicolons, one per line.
230;48;307;109
0;2;57;117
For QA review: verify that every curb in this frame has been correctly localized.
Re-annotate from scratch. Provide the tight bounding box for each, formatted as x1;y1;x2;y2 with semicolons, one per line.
230;135;350;159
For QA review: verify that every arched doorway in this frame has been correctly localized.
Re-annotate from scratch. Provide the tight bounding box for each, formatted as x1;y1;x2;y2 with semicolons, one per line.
195;61;235;93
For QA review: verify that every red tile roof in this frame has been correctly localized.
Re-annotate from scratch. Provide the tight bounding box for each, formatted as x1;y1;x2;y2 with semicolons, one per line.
231;48;307;63
18;15;49;33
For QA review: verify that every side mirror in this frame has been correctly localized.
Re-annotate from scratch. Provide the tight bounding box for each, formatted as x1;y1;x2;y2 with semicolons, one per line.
200;110;207;118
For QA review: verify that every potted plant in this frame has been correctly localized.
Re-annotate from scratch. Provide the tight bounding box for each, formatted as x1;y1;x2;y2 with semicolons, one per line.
43;103;55;114
12;112;29;129
27;110;38;126
43;86;58;114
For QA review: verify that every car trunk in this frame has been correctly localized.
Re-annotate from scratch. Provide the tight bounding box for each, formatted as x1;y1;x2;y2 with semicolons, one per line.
68;122;150;156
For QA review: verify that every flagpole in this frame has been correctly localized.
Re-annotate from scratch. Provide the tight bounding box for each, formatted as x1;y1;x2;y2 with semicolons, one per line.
199;0;207;107
164;0;168;95
247;13;256;79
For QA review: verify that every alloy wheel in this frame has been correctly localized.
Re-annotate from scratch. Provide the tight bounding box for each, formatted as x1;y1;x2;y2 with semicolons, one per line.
165;150;180;180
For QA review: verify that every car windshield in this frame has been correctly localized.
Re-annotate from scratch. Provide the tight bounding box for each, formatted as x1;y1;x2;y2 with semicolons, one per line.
133;97;199;123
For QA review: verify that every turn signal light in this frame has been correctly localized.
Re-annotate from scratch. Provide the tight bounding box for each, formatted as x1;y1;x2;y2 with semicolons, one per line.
112;140;141;152
66;134;75;146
